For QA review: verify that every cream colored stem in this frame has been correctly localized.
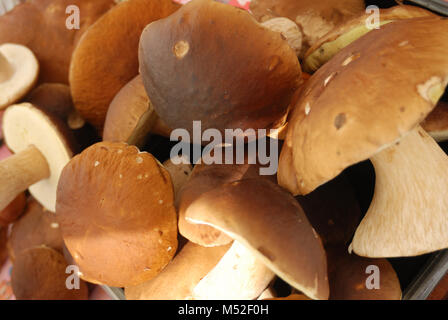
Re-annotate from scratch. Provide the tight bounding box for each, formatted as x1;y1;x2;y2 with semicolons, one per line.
351;126;448;258
0;145;50;211
0;51;13;82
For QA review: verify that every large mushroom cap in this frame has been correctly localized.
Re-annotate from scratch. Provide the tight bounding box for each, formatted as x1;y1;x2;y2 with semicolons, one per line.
0;0;115;84
69;0;180;131
279;17;448;195
11;246;89;300
139;0;301;136
56;142;178;287
0;43;39;109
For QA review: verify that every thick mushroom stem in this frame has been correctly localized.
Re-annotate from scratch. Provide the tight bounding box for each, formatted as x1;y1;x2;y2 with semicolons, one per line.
351;126;448;258
0;145;50;211
191;241;275;300
0;51;13;82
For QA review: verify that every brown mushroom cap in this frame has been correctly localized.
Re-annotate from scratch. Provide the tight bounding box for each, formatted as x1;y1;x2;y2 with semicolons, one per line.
0;192;26;227
125;241;230;300
69;0;180;131
8;198;64;262
0;227;7;266
11;246;88;300
303;5;436;72
56;141;178;287
278;17;448;195
250;0;365;57
185;178;329;300
0;0;115;84
422;100;448;142
139;0;301;137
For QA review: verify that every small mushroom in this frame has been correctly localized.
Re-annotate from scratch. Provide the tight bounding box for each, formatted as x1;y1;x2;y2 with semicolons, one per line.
11;246;89;300
69;0;180;130
278;17;448;257
0;191;26;227
56;142;178;287
139;0;301;137
303;5;436;72
0;0;115;83
7;198;64;262
0;43;38;109
0;102;77;212
422;100;448;142
162;156;193;202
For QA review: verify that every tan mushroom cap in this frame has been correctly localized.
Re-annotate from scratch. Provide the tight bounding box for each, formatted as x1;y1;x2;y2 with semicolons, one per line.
139;0;301;137
278;17;448;196
303;5;436;72
250;0;365;57
162;156;193;202
8;198;64;262
103;75;172;146
70;0;180;131
0;0;115;84
422;100;448;142
327;246;401;300
0;192;26;227
0;43;39;109
185;178;329;300
56;142;178;287
11;246;89;300
125;241;231;300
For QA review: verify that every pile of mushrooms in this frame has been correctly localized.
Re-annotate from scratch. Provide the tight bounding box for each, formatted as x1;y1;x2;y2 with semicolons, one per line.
1;0;448;301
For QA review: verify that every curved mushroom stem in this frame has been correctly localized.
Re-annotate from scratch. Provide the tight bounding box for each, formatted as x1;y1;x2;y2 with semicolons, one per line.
0;51;13;83
191;241;275;300
0;145;50;211
351;126;448;257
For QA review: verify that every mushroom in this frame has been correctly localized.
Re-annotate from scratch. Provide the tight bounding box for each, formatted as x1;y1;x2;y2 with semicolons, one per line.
11;246;89;300
0;227;6;266
139;0;301;137
0;192;26;227
103;75;173;147
422;100;448;142
69;0;180;131
278;17;448;257
184;177;329;300
0;102;77;212
56;141;178;287
162;156;193;202
0;43;38;109
0;0;115;83
7;198;64;262
303;5;436;73
250;0;366;58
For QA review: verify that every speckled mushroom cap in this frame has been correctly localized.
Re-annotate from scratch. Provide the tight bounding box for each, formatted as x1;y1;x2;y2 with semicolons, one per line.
70;0;180;131
0;0;115;84
184;178;329;300
139;0;301;137
422;100;448;142
11;246;89;300
56;141;178;287
303;5;436;73
250;0;365;57
278;17;448;195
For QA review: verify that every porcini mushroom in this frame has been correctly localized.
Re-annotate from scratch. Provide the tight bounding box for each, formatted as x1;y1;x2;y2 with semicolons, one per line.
0;192;26;227
56;142;178;287
278;17;448;257
139;0;301;137
0;102;77;212
162;156;193;201
11;246;88;300
0;0;115;83
69;0;180;130
0;227;6;266
422;100;448;142
0;43;38;109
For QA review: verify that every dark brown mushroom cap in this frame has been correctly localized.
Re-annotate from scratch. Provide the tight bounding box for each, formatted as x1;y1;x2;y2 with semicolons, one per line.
8;198;64;262
139;0;301;137
184;178;329;300
422;100;448;141
11;246;89;300
0;192;26;227
70;0;180;131
0;0;115;84
278;17;448;195
0;227;7;266
327;246;401;300
56;141;178;287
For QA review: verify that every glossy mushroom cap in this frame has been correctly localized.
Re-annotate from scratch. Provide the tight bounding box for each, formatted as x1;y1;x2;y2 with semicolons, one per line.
70;0;180;131
56;142;178;287
139;0;301;137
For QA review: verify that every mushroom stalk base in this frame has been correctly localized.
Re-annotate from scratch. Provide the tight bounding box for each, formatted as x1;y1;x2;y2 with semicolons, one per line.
0;145;50;211
0;52;13;83
351;126;448;257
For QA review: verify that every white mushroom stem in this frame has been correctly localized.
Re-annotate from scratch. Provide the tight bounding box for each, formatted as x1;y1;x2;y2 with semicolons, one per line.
191;241;275;300
0;51;13;82
351;126;448;257
0;145;50;211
